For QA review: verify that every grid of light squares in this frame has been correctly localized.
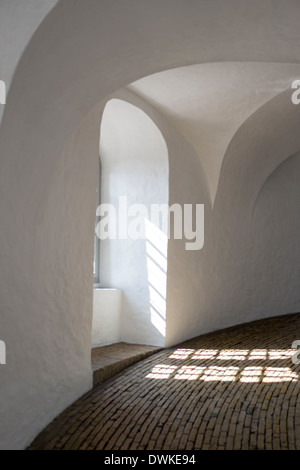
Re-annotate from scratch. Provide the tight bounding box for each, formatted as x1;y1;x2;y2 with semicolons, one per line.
145;348;299;382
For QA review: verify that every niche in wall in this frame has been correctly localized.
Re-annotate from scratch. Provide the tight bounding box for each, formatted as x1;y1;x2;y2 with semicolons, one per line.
92;99;169;347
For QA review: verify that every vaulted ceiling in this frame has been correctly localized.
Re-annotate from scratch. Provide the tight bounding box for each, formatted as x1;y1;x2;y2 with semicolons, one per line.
129;62;300;202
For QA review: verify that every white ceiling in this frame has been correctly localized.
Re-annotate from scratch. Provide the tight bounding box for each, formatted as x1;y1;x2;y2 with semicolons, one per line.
129;62;300;202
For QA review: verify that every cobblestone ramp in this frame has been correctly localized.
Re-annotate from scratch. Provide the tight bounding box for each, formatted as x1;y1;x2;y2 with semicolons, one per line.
28;313;300;450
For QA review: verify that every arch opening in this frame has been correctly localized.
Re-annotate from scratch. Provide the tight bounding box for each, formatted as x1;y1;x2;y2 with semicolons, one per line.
91;98;169;348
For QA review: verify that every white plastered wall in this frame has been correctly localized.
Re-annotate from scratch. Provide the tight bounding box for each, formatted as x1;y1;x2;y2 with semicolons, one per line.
0;99;105;449
1;0;300;449
92;289;122;347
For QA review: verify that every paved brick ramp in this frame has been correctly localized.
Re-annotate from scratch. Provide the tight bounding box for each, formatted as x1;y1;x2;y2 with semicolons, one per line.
92;343;162;387
29;313;300;450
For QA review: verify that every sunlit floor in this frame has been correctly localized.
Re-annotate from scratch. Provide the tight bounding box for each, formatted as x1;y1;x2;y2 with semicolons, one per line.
29;313;300;450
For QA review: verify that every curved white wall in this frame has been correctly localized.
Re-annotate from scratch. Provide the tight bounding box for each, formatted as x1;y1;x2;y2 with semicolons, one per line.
0;101;104;449
203;91;300;331
0;0;58;124
1;0;300;449
252;152;300;315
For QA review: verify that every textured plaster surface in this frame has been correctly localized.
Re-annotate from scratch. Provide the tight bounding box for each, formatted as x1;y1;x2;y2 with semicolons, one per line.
1;0;300;448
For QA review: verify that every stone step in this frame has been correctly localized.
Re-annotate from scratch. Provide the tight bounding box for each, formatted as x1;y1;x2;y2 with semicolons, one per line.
91;342;163;387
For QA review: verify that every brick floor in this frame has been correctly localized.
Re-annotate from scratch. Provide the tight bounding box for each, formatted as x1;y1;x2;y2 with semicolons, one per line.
92;343;162;387
28;313;300;450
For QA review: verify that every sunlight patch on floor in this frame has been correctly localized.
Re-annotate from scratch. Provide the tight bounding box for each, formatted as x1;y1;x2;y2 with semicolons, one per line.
146;347;299;383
